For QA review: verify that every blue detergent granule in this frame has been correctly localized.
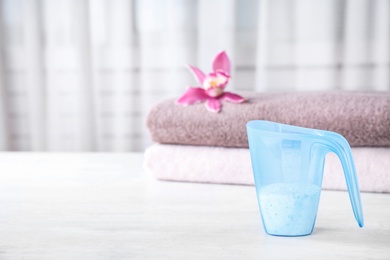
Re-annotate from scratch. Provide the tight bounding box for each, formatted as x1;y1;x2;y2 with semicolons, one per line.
258;183;321;236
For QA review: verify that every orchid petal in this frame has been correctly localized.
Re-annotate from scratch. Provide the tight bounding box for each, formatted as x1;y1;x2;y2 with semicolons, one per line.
212;50;230;74
205;87;224;98
221;92;246;103
177;87;208;105
187;65;206;85
205;98;222;112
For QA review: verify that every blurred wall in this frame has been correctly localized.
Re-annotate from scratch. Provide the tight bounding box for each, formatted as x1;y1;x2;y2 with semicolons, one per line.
0;0;389;152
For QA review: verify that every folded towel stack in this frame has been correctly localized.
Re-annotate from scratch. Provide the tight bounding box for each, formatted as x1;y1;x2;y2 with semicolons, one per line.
145;91;390;193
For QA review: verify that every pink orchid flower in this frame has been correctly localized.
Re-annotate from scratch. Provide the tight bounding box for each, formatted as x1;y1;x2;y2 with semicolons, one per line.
177;51;246;112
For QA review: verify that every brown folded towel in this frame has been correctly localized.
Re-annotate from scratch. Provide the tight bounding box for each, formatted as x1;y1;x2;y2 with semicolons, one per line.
146;91;390;147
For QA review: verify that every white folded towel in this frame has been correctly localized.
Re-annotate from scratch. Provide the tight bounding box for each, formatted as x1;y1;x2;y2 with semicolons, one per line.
144;144;390;193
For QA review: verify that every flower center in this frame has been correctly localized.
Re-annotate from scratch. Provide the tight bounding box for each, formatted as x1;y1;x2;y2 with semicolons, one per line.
203;72;229;90
209;79;219;88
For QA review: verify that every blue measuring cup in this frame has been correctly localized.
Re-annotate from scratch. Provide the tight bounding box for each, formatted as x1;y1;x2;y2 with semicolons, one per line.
246;120;364;236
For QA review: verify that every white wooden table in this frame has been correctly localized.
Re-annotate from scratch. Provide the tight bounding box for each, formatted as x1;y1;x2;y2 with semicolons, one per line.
0;153;389;259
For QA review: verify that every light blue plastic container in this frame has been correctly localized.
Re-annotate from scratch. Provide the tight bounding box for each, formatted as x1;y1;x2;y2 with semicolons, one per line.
246;120;364;236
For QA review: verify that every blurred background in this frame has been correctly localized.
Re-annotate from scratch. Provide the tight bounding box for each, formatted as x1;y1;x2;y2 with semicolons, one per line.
0;0;389;152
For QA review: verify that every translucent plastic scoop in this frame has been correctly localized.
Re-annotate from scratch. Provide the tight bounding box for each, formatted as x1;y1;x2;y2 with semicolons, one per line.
246;120;364;236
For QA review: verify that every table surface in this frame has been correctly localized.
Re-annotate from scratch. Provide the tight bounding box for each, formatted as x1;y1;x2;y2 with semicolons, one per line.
0;152;389;260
